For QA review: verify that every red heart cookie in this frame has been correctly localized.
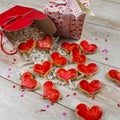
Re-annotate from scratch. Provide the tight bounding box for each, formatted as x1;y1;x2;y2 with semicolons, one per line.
76;103;102;120
33;61;52;77
107;69;120;84
78;80;102;96
37;36;53;50
21;72;39;90
80;40;97;54
43;81;61;104
61;42;78;53
51;51;67;66
18;38;36;54
71;47;87;64
56;68;78;83
77;63;98;78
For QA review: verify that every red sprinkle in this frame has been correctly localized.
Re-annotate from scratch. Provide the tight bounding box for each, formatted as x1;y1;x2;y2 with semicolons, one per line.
92;96;95;100
66;94;70;97
13;58;16;61
117;104;120;107
105;38;108;42
105;57;108;60
73;92;77;96
40;109;46;112
12;85;16;88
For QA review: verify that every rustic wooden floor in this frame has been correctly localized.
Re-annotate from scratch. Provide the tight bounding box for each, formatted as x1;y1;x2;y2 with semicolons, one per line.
0;0;120;120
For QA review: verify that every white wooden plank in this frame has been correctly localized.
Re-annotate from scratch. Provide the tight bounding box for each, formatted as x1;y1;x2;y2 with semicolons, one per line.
7;58;120;120
0;77;77;120
0;0;120;120
86;0;120;30
0;1;14;13
81;23;120;68
0;0;120;30
103;0;120;4
0;0;48;11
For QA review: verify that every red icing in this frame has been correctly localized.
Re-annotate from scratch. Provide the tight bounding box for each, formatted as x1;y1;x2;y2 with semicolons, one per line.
33;61;52;77
77;63;98;78
71;47;87;63
107;69;120;83
37;36;53;50
21;72;38;90
61;42;78;53
76;103;102;120
80;40;97;54
18;38;36;53
56;68;78;82
43;81;61;104
78;80;102;96
51;51;67;66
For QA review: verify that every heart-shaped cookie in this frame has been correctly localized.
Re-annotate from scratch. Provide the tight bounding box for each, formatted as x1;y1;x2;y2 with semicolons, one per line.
71;47;87;64
37;36;53;50
107;69;120;84
61;42;78;53
43;81;61;104
75;103;102;120
78;80;102;96
18;38;36;54
21;72;39;90
80;40;97;54
56;68;78;83
51;51;67;66
77;63;98;78
33;61;52;77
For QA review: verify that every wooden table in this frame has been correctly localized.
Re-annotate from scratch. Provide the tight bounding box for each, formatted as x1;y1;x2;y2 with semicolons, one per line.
0;0;120;120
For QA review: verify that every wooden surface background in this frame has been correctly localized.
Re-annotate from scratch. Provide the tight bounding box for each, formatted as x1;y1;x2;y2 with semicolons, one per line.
0;0;120;120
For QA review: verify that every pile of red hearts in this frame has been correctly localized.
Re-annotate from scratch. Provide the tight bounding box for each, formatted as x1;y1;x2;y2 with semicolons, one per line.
17;35;120;120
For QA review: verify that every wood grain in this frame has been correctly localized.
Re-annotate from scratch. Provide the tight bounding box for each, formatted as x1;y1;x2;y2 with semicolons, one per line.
0;0;120;120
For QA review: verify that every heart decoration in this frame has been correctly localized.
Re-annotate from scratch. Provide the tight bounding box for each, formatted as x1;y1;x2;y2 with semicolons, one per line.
77;63;98;78
51;51;67;66
18;38;36;54
43;81;61;104
75;103;102;120
61;42;78;53
56;68;78;83
80;40;97;54
71;47;87;64
33;61;52;77
37;36;53;50
21;72;39;90
78;80;102;96
107;69;120;84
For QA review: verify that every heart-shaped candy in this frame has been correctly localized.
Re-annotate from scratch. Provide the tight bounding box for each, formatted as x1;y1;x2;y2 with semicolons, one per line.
51;51;67;66
56;68;78;83
80;40;97;54
43;81;61;104
71;47;87;64
78;80;102;96
18;38;36;54
21;72;39;90
61;42;78;53
75;103;102;120
37;36;53;50
77;63;98;78
107;69;120;84
33;61;52;77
